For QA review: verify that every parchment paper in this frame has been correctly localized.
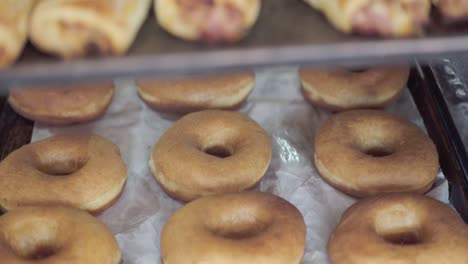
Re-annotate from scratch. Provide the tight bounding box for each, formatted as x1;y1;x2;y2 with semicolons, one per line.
31;67;449;264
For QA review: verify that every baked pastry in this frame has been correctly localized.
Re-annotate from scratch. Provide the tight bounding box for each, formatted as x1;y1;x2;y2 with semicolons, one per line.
136;71;255;113
29;0;151;58
299;66;409;111
0;0;36;67
434;0;468;20
304;0;431;37
0;134;127;213
155;0;261;43
314;110;439;197
329;193;468;264
150;110;272;202
0;206;121;263
161;192;306;264
9;82;114;125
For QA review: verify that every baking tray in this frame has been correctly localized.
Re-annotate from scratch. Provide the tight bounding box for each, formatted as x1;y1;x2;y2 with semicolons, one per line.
3;0;468;87
0;67;466;222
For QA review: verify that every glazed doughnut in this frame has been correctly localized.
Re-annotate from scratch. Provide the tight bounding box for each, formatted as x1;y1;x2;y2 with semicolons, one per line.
8;82;114;125
161;192;306;264
299;66;409;111
150;110;271;202
329;193;468;264
314;110;439;197
136;71;255;113
0;206;121;263
155;0;261;43
29;0;151;58
0;134;127;213
304;0;431;37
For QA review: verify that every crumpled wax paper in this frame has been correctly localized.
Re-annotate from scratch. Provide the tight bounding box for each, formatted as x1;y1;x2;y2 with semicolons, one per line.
31;66;449;264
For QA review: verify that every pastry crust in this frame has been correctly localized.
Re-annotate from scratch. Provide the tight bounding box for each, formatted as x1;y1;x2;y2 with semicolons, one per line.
434;0;468;20
155;0;261;43
304;0;431;37
0;0;36;68
29;0;151;58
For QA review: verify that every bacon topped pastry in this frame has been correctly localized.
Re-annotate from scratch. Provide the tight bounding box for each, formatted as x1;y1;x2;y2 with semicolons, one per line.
155;0;261;43
305;0;431;37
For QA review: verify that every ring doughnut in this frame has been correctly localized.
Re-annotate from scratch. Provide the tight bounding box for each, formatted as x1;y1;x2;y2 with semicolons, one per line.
136;71;255;113
161;192;306;264
314;110;439;197
0;206;121;263
155;0;261;43
150;110;271;202
299;66;409;111
328;193;468;264
8;82;114;125
0;134;127;213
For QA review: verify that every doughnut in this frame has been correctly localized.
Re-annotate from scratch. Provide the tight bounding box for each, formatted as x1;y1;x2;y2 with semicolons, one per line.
0;134;127;213
161;192;306;264
329;193;468;264
0;0;36;68
29;0;151;58
299;66;410;111
314;110;439;197
155;0;261;43
136;71;255;113
0;206;121;263
8;82;114;125
150;110;271;202
434;0;468;20
304;0;431;37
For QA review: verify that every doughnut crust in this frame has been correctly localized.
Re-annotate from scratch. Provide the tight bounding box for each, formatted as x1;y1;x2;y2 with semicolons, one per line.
314;110;439;197
304;0;431;37
329;193;468;264
29;0;151;58
0;206;121;264
155;0;261;43
0;0;36;68
136;71;255;113
299;66;409;111
161;192;306;264
8;82;114;125
151;110;271;202
0;134;127;213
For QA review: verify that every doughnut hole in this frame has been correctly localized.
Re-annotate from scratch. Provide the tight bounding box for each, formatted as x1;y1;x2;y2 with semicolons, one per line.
205;205;272;240
32;139;89;176
5;218;62;260
351;127;398;158
202;145;234;158
348;68;369;73
374;205;424;245
36;155;88;176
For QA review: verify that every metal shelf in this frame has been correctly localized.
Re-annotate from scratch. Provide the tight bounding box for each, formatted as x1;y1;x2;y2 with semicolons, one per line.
3;0;468;86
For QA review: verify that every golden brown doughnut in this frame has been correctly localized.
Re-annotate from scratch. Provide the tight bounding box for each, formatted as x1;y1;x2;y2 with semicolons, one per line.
434;0;468;20
0;0;36;68
29;0;151;58
299;66;410;111
8;82;114;125
314;110;439;198
161;192;306;264
0;134;127;213
329;193;468;264
0;206;121;264
150;110;271;202
136;71;255;113
304;0;431;37
155;0;261;43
